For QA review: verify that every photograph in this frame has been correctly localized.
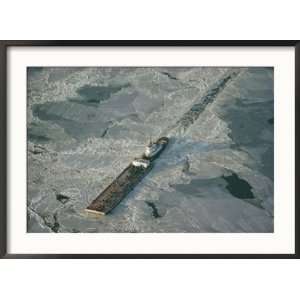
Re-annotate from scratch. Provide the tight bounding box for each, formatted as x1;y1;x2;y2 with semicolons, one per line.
27;66;274;233
0;2;299;299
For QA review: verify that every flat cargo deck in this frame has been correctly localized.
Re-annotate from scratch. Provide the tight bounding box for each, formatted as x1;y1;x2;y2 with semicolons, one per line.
85;162;153;215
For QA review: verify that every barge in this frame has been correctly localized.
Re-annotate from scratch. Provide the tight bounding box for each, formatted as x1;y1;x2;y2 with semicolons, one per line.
85;137;169;215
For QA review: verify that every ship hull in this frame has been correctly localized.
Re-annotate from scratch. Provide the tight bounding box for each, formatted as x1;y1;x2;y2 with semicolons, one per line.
142;137;169;161
86;137;169;215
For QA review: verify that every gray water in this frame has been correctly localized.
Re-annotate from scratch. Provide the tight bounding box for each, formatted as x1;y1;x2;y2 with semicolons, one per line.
27;67;274;233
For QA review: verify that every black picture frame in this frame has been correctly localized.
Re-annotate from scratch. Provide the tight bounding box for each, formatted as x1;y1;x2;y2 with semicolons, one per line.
0;40;299;259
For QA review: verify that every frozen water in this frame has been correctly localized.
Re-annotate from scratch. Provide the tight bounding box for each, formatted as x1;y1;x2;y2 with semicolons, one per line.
27;67;274;233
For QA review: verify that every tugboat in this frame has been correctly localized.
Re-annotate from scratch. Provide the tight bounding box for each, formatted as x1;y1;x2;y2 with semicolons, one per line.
132;137;169;168
143;137;169;160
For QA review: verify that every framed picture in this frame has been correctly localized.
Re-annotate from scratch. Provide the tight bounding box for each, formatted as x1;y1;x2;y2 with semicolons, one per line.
0;40;298;258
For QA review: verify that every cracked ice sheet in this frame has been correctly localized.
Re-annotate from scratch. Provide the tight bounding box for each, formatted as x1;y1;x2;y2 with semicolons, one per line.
27;67;273;233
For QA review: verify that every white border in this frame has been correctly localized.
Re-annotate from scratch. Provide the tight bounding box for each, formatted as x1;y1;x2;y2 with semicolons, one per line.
7;46;295;254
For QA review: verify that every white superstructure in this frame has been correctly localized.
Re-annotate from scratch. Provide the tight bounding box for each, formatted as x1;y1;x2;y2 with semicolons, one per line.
144;143;163;158
132;158;150;168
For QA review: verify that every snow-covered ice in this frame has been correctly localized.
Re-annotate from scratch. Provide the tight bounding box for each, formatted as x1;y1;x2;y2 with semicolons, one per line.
27;67;274;233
